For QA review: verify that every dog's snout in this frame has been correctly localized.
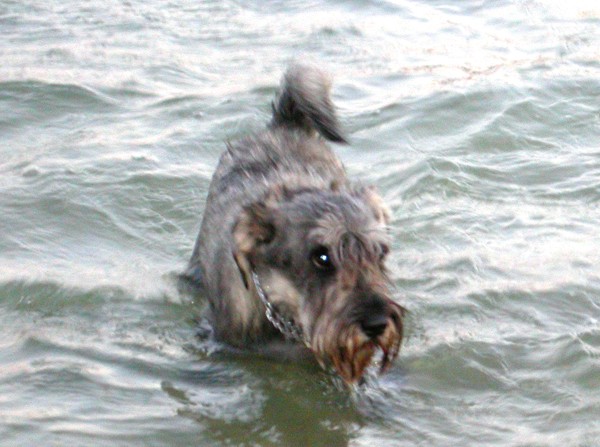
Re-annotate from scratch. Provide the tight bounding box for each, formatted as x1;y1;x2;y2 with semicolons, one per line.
360;313;388;339
357;293;389;339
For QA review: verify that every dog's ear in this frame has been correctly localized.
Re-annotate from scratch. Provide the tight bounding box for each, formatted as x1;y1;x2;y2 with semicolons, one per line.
232;200;277;289
356;185;391;225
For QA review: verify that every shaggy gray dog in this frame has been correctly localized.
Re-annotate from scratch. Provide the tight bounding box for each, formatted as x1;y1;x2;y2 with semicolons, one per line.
186;64;405;383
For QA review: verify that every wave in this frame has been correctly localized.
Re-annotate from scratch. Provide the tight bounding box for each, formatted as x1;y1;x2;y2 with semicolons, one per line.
0;265;192;310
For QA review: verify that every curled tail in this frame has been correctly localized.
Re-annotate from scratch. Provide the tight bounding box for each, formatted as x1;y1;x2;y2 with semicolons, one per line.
271;63;347;143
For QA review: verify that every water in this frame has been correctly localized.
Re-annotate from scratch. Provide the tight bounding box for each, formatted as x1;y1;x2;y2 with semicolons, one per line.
1;0;599;445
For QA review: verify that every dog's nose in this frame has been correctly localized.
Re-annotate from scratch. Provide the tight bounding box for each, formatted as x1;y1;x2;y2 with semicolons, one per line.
360;313;388;339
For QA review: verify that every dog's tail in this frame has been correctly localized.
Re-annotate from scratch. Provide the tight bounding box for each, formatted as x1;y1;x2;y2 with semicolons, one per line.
271;63;347;143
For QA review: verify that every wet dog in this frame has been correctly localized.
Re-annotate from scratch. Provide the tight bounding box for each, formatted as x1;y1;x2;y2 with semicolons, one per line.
186;64;405;383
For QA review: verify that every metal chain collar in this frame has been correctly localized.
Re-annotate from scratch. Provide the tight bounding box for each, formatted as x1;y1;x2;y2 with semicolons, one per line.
251;271;309;347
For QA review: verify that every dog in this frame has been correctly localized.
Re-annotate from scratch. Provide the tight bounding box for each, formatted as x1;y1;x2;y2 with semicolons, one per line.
185;63;405;384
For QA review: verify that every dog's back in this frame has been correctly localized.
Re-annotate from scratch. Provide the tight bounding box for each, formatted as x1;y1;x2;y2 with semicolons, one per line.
187;64;348;341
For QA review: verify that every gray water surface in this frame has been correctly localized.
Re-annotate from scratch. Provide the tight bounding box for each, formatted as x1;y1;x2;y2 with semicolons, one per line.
1;1;600;446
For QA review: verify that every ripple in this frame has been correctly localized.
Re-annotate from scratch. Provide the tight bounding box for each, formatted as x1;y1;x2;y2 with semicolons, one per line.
0;80;117;111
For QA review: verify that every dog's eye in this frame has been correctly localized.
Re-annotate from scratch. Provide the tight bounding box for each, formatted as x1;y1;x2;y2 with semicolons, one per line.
311;246;334;271
380;244;390;261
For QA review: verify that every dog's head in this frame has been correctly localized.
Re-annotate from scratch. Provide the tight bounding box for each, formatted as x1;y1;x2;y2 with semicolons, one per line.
232;182;405;383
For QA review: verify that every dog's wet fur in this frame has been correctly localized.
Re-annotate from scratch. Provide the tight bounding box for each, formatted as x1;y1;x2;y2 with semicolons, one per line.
186;64;405;383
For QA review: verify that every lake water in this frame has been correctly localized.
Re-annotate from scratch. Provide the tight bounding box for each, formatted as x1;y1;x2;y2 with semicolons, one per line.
1;1;599;445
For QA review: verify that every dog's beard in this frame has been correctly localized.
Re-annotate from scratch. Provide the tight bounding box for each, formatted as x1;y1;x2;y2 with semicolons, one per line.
309;303;404;384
